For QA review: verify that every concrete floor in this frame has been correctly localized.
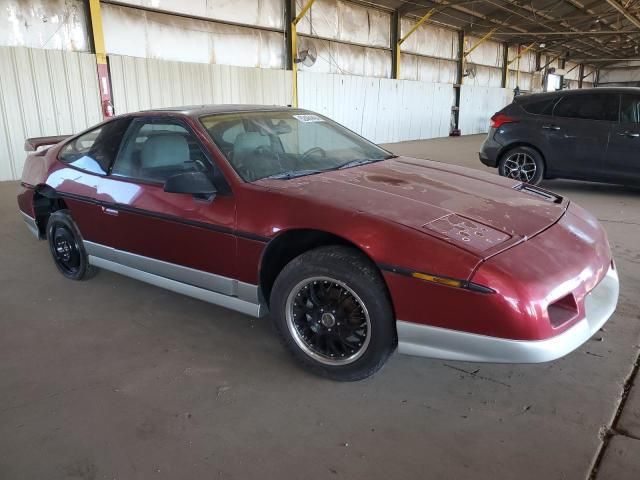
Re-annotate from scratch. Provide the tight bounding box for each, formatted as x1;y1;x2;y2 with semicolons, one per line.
1;134;639;480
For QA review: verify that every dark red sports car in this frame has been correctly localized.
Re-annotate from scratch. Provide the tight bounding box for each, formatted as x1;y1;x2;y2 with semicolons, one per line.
17;105;619;380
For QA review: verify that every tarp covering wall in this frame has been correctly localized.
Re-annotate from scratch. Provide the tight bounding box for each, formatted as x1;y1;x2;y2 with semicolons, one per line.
295;0;391;78
297;71;454;144
464;36;504;88
0;46;102;181
0;0;89;52
113;0;285;29
102;3;286;68
459;85;513;135
108;55;293;114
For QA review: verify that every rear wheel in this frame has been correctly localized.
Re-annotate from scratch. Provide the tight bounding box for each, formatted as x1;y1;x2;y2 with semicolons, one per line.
270;246;396;381
46;210;96;280
498;146;544;185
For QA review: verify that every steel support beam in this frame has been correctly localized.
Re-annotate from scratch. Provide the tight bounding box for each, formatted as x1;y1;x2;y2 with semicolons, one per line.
501;42;509;88
87;0;113;118
391;10;400;79
285;0;294;71
578;64;585;88
605;0;640;30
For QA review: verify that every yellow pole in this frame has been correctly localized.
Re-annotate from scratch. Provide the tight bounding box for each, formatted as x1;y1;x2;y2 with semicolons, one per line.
291;0;316;108
88;0;114;117
396;8;437;79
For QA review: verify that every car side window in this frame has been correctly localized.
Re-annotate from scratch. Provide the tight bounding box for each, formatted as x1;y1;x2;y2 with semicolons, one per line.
521;98;557;115
553;94;619;122
620;95;640;123
112;120;210;183
58;118;132;175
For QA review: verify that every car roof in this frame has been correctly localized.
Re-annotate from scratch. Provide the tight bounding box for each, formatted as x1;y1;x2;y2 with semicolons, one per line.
138;104;296;116
516;87;640;103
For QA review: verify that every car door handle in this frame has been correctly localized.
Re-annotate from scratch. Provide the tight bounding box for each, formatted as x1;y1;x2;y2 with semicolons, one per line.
101;206;119;216
618;131;640;138
542;124;561;130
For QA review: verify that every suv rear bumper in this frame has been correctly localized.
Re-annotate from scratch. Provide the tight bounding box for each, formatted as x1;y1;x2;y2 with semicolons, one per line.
397;265;619;363
479;132;501;167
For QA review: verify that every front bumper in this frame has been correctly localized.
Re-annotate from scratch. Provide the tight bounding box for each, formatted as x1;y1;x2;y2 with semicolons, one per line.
397;264;619;363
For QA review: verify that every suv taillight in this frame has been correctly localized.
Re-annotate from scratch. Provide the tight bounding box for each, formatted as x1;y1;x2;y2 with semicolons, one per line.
490;113;518;129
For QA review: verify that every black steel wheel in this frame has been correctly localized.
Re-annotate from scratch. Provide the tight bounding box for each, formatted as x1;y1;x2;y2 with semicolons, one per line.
271;246;396;381
46;210;96;281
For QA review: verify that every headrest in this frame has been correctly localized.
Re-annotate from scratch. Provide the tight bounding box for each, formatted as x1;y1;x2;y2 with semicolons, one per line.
141;134;189;168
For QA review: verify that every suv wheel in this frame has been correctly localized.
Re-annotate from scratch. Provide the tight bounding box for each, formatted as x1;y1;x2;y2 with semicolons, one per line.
270;246;396;381
498;146;545;185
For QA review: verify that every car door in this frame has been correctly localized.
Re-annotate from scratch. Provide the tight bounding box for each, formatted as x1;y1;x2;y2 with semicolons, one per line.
542;92;618;180
51;118;132;247
606;93;640;184
93;116;239;294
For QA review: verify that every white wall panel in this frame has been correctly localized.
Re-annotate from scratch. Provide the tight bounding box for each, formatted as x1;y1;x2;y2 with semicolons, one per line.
108;55;293;114
0;46;102;181
298;71;454;144
459;85;513;135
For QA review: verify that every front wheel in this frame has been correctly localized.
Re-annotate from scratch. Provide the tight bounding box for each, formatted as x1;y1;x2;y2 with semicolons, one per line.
498;146;544;185
270;246;396;381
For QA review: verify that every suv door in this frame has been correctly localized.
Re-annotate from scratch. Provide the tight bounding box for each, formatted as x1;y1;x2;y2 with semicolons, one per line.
93;116;239;295
542;92;619;180
606;93;640;184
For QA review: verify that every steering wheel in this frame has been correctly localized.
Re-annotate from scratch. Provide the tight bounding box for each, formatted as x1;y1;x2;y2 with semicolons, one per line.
300;147;327;164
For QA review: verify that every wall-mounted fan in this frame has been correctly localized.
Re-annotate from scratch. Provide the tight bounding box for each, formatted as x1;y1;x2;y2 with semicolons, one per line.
463;64;477;80
295;44;317;67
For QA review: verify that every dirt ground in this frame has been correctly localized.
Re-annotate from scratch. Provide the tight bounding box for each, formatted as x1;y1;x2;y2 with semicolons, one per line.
1;134;638;479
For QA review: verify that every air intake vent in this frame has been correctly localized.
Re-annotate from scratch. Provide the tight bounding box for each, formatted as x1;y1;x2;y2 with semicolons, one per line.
514;184;563;203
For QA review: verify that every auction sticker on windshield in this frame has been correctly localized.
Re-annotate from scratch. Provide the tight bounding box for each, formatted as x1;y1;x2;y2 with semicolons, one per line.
293;114;325;123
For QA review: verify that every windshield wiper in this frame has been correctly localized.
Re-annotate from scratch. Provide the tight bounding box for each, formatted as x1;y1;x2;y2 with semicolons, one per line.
337;156;395;169
337;159;377;170
262;169;325;180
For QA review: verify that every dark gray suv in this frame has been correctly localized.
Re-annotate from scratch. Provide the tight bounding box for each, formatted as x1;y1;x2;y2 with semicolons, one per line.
479;87;640;186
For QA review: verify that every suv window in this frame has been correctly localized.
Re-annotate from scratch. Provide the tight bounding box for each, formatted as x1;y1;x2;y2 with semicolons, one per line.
521;97;556;115
620;95;640;123
553;94;619;122
58;118;132;175
112;120;210;183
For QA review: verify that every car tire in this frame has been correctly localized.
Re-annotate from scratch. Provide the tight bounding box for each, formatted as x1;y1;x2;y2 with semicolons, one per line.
270;246;396;381
46;210;97;281
498;146;545;185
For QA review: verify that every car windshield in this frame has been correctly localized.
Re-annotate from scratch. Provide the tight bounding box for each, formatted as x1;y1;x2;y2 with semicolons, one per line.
200;111;394;182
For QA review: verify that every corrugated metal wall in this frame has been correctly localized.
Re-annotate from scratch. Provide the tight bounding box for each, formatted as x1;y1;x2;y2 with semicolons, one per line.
298;71;454;143
0;46;102;181
459;85;513;135
108;55;293;113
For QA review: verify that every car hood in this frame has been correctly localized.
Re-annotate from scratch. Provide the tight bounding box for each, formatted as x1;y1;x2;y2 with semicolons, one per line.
256;157;569;257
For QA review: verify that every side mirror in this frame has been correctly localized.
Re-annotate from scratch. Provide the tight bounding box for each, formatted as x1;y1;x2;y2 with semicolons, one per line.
164;171;217;196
